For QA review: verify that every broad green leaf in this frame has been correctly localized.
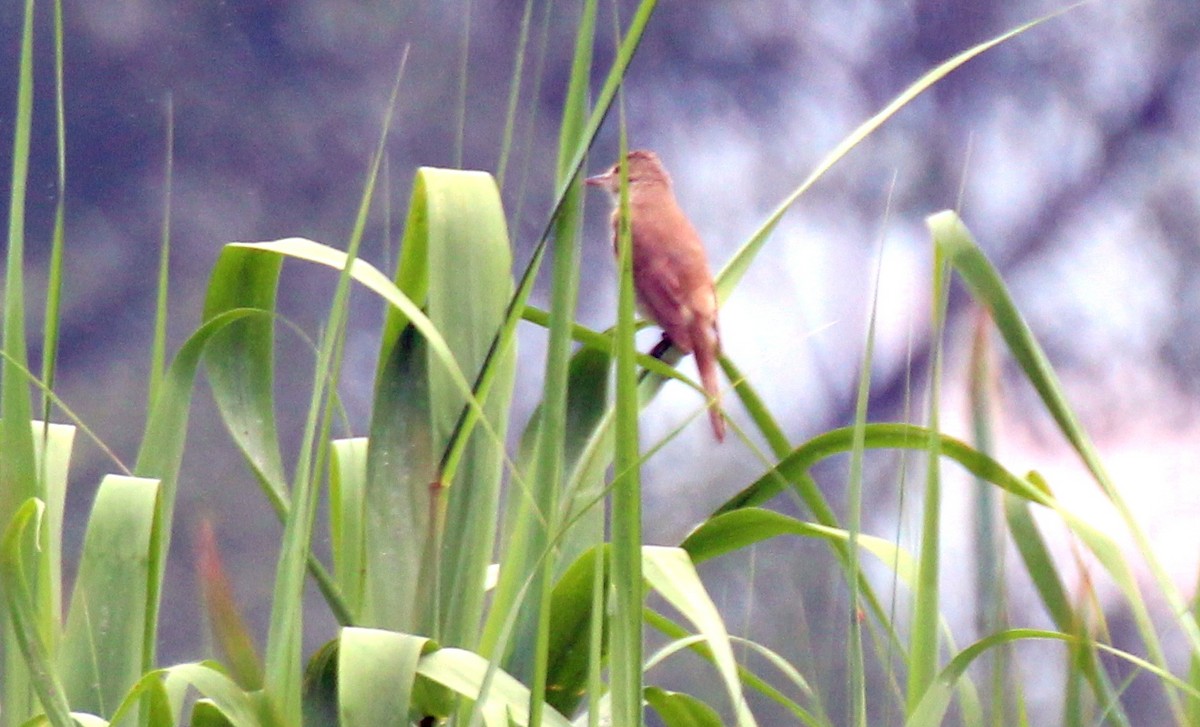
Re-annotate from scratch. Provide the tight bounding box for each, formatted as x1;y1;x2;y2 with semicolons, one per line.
543;544;607;718
422;168;515;650
159;663;264;727
201;243;287;494
644;687;723;727
329;438;368;621
338;628;430;727
32;421;74;657
59;476;160;720
359;165;515;646
200;246;350;627
415;647;572;727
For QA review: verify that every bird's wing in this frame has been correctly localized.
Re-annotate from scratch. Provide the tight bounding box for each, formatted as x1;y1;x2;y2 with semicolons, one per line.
634;253;696;352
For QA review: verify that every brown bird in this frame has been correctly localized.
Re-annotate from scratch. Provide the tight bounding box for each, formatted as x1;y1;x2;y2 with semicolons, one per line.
586;149;725;442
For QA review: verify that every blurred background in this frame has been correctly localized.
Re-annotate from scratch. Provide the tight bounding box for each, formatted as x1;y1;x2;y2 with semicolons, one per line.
2;0;1199;723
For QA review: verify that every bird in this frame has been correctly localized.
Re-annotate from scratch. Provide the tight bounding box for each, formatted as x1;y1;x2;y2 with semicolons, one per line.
585;149;725;442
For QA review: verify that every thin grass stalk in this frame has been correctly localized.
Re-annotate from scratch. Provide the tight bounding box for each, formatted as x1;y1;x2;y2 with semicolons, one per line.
453;0;472;169
2;1;42;722
261;62;406;726
496;0;535;188
36;0;68;667
844;234;888;726
149;95;174;410
967;311;1009;727
609;87;642;726
505;0;553;234
527;1;596;723
906;236;950;715
39;0;67;426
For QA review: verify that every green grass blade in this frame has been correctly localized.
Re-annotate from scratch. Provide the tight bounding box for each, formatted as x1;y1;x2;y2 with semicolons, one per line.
59;476;160;719
483;344;610;699
31;421;73;661
681;509;915;585
718;356;790;457
843;230;888;727
495;0;535;187
905;629;1170;727
1003;494;1129;726
610;103;643;727
645;610;830;727
148;95;174;411
714;423;1052;517
1;499;72;727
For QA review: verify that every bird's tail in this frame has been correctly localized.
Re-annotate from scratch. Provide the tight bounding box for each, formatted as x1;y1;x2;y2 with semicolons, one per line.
695;341;725;442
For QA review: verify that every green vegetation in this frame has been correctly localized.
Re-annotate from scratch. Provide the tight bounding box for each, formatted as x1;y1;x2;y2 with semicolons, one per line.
2;1;1193;726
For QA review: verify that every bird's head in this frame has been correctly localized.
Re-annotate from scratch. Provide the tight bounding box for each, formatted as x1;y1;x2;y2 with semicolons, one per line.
585;149;672;197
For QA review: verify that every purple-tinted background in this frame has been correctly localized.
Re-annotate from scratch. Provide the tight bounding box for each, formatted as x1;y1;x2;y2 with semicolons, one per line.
2;1;1199;723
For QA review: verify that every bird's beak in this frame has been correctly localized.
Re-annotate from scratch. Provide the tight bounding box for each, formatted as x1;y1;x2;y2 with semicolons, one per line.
584;172;607;187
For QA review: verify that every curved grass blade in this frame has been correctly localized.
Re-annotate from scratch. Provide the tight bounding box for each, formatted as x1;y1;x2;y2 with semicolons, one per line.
714;5;1082;302
929;210;1197;717
681;508;916;585
645;611;830;727
643;547;756;727
133;307;266;673
39;0;68;424
713;423;1052;517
